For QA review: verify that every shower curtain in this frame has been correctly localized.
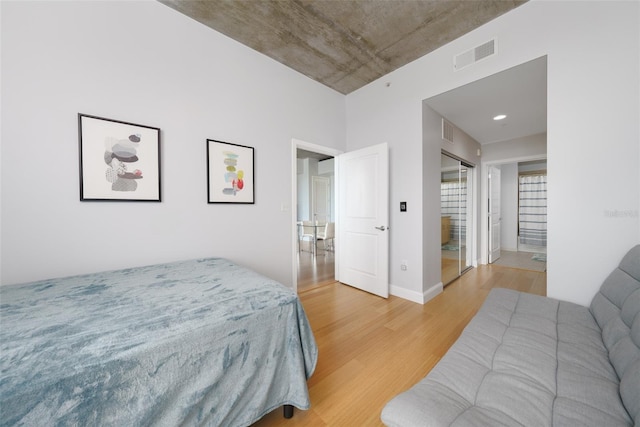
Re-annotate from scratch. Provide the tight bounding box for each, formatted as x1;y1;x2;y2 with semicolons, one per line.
519;174;547;246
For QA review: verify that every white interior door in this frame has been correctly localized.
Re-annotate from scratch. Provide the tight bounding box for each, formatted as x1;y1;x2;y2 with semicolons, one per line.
311;176;330;223
337;143;389;298
488;165;501;263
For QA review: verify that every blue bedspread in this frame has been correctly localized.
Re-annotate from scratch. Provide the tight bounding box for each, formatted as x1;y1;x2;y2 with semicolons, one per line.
0;258;318;426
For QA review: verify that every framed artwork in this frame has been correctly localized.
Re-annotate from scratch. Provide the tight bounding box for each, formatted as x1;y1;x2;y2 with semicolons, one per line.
207;139;254;204
78;114;161;202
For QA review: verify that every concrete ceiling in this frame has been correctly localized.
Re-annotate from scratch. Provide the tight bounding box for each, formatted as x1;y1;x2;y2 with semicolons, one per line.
159;0;527;95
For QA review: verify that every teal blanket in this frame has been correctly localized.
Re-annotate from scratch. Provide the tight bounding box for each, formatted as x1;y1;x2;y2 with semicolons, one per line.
0;258;318;426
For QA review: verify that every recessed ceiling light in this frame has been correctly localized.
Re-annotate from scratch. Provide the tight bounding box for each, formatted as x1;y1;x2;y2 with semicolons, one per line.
493;114;507;121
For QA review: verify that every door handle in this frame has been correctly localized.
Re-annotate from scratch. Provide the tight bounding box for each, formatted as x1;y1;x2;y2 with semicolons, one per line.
375;226;387;231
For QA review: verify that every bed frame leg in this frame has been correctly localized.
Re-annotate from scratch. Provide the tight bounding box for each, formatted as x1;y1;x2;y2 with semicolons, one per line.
283;405;294;419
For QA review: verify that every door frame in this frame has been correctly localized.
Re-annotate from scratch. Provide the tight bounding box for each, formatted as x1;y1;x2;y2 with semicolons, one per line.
441;151;477;284
480;154;547;265
291;138;342;291
488;165;502;264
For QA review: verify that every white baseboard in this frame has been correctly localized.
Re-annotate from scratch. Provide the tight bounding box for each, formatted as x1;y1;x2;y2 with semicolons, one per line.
423;282;443;303
390;285;424;304
390;282;443;304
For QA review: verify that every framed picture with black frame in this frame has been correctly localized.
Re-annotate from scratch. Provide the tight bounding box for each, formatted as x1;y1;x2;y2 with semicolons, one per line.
78;114;161;202
207;139;254;204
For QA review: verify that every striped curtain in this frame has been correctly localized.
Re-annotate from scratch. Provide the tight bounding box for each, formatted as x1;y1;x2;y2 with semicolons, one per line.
519;174;547;246
441;180;467;241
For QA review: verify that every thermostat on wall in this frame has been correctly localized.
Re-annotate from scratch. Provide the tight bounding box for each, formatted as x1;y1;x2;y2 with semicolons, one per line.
400;202;407;212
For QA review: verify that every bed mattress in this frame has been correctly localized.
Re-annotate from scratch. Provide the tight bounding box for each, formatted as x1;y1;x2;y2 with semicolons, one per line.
0;258;318;426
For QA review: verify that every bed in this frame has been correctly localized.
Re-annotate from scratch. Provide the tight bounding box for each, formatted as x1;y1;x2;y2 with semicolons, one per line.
0;258;318;426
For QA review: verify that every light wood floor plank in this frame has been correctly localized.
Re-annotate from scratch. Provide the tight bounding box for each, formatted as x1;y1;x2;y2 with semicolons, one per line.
252;264;546;426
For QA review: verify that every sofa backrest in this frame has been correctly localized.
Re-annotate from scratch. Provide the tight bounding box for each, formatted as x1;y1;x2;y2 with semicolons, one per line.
590;244;640;425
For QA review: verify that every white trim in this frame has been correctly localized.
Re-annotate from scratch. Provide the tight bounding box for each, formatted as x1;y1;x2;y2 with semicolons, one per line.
390;282;443;304
291;139;342;292
470;164;479;270
423;282;444;303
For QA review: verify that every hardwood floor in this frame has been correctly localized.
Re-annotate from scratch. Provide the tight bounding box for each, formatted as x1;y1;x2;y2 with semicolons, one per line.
297;247;335;292
253;264;546;426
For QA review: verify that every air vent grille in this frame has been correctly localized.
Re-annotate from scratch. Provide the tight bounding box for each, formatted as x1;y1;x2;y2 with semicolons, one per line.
442;119;454;143
454;38;497;71
475;39;495;61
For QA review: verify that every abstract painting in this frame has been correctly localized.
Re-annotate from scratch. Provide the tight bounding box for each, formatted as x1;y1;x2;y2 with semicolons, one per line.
79;114;161;201
207;139;254;204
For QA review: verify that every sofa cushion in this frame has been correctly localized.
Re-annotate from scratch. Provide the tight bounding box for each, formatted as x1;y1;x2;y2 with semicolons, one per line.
381;288;633;426
590;244;640;425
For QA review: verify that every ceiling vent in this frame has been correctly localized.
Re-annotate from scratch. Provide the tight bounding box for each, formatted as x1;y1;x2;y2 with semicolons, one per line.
454;38;497;71
442;119;454;143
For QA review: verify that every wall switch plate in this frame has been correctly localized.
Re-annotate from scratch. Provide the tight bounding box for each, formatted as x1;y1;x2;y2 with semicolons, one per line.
400;201;407;212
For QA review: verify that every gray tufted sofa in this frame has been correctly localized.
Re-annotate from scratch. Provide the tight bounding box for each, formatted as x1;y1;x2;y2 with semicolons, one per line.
381;245;640;426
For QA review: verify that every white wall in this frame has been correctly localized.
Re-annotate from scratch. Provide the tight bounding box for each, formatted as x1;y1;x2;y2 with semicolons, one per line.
482;133;547;163
347;0;639;306
420;106;442;301
519;160;547;174
0;0;346;286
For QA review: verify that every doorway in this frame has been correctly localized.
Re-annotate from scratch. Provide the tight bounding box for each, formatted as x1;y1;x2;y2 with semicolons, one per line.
485;159;547;272
441;152;474;285
517;161;547;255
295;147;336;291
291;139;390;297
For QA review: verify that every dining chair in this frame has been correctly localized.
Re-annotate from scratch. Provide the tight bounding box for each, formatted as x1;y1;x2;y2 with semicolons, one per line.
298;221;316;253
317;222;335;252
